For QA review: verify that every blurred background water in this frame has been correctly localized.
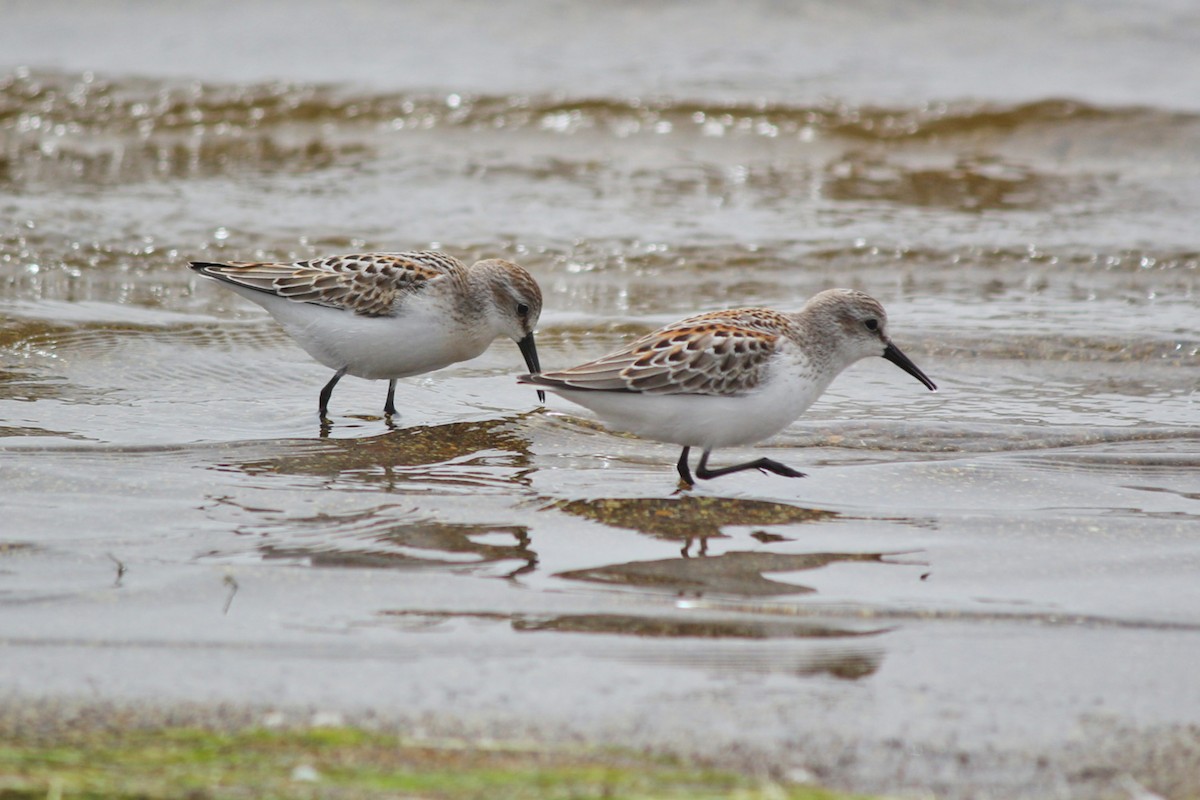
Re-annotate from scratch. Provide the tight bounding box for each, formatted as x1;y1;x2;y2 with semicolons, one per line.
1;2;1198;797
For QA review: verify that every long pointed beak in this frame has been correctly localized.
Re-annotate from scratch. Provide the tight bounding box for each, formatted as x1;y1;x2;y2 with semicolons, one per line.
882;341;937;392
517;332;545;403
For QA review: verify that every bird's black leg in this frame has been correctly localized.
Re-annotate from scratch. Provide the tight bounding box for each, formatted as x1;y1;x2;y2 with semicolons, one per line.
694;448;806;480
676;446;694;486
383;379;398;417
319;367;348;420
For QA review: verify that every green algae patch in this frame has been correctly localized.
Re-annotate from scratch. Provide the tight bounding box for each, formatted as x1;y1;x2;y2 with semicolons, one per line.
0;725;858;800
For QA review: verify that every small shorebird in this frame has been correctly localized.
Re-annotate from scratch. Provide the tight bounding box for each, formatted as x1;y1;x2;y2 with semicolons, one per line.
191;251;543;420
520;288;936;486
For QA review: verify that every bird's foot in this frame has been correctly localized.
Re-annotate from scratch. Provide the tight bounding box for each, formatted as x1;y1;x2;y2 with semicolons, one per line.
758;459;806;479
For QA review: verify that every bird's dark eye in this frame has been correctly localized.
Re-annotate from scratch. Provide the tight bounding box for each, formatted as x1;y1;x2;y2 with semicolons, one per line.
516;302;530;318
864;318;879;332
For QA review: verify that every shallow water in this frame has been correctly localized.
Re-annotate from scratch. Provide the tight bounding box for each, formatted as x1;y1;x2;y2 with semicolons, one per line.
2;2;1199;797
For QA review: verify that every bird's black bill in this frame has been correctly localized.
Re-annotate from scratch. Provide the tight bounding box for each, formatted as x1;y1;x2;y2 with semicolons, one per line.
882;342;937;391
518;332;546;403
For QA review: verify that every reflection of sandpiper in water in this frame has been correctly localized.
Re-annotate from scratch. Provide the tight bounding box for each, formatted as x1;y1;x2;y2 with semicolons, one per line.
553;495;836;556
224;416;538;492
523;289;936;486
191;251;544;421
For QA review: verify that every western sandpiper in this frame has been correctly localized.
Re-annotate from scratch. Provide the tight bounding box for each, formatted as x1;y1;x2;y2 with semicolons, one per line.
192;251;544;420
520;288;935;486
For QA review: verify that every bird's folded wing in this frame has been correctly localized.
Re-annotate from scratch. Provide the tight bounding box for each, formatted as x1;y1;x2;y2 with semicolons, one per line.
192;251;465;317
537;319;780;396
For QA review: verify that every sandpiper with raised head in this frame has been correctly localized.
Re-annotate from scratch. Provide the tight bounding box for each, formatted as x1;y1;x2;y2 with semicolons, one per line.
520;288;935;485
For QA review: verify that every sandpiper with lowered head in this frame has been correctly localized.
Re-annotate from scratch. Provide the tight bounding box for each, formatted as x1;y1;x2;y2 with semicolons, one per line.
192;250;543;420
520;288;935;486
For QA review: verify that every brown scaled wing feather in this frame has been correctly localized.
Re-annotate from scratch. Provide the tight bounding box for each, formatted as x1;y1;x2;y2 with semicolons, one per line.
540;311;783;396
196;251;464;317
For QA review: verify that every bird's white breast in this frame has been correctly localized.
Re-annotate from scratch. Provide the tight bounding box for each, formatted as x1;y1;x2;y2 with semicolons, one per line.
549;345;836;449
227;285;489;380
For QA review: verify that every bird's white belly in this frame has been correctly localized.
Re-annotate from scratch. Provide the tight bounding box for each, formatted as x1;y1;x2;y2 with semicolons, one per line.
551;368;832;449
237;289;485;380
